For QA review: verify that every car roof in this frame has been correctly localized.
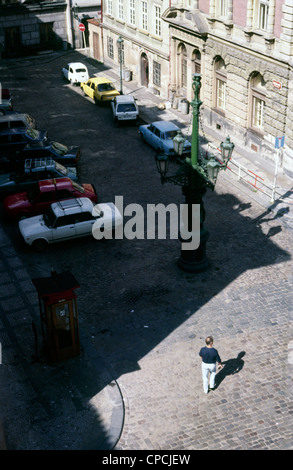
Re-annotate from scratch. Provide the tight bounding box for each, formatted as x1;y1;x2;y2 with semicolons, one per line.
151;121;179;132
88;77;113;84
115;95;135;103
0;113;31;122
38;178;74;192
68;62;87;68
51;197;93;217
24;157;55;172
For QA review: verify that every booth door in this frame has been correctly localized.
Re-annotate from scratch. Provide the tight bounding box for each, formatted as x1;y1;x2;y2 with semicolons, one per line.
52;300;79;361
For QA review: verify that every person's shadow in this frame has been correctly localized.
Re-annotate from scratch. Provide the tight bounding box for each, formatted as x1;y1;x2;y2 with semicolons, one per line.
214;351;246;390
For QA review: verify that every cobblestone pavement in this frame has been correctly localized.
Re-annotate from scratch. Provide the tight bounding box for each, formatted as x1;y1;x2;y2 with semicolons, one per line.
0;50;292;451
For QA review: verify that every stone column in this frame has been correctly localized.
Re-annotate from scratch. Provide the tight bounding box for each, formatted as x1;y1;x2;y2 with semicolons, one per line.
267;0;276;36
246;0;254;30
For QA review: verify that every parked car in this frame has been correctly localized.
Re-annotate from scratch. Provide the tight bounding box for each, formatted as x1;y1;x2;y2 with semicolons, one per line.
4;178;97;220
62;62;89;85
5;141;80;168
139;121;191;156
80;77;120;104
0;89;13;113
0;157;79;198
0;113;35;131
111;95;139;124
19;197;123;251
0;127;48;154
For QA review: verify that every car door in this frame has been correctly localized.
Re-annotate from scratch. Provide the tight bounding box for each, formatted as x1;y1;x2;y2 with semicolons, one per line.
52;214;76;241
74;211;96;238
82;80;92;98
149;126;162;150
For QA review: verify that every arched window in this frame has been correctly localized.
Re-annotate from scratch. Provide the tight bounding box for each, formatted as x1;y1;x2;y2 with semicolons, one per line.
214;57;227;111
249;72;266;132
178;43;187;88
192;49;201;75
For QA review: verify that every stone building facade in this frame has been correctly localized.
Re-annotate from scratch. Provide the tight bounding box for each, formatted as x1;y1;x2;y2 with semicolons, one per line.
0;0;69;57
87;0;171;99
163;0;293;177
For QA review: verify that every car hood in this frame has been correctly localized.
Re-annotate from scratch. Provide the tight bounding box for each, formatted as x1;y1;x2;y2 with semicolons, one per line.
92;202;122;225
19;214;49;236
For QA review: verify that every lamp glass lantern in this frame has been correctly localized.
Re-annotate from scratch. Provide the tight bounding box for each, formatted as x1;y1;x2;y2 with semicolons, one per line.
173;130;186;156
220;136;235;165
206;154;221;184
155;152;169;178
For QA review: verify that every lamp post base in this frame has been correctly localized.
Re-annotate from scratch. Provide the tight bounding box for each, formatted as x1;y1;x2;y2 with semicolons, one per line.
177;229;209;273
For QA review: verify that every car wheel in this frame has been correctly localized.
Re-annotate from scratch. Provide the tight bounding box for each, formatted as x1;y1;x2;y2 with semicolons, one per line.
94;97;99;105
140;133;145;143
32;239;48;252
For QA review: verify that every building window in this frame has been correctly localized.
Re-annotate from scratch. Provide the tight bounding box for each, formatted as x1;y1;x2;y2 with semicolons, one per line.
218;0;228;18
107;37;114;59
155;6;161;36
153;61;161;87
130;0;135;25
257;0;269;31
215;58;227;111
178;43;187;88
250;73;266;132
192;49;201;74
118;0;123;20
142;1;148;31
107;0;113;16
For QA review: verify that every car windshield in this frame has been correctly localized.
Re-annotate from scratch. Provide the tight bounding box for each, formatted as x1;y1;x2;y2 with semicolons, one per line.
165;130;178;140
76;68;87;73
26;128;40;140
25;115;35;128
98;83;115;92
55;161;68;176
72;181;85;193
117;104;136;112
43;206;56;227
51;141;68;156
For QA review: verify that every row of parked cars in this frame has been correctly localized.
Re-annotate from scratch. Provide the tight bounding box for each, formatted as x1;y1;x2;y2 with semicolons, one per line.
61;61;192;155
0;86;123;251
62;61;140;124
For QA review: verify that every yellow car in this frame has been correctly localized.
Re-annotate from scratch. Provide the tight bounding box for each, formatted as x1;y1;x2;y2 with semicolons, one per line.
80;77;120;104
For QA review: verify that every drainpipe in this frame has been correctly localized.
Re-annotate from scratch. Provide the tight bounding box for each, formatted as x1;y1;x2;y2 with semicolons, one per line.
66;0;74;48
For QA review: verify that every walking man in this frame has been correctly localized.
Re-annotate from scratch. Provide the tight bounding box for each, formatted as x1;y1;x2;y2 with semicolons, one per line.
199;336;222;394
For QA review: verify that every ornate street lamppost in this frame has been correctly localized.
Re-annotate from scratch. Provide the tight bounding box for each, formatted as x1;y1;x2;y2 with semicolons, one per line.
117;35;124;95
155;73;234;272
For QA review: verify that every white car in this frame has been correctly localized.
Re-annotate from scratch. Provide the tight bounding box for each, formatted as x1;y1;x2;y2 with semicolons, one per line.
62;62;89;85
19;197;123;251
111;95;139;123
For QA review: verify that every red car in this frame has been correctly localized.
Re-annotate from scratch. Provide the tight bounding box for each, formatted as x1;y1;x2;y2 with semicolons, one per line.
3;178;98;220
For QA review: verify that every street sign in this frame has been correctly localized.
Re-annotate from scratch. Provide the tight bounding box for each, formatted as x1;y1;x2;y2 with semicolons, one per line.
79;23;85;32
272;79;282;90
275;136;285;149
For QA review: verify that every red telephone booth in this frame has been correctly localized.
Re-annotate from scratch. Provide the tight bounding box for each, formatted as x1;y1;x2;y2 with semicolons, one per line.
32;271;80;363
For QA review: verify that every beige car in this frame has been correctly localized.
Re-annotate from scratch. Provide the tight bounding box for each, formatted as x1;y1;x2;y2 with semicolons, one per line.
81;77;120;104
